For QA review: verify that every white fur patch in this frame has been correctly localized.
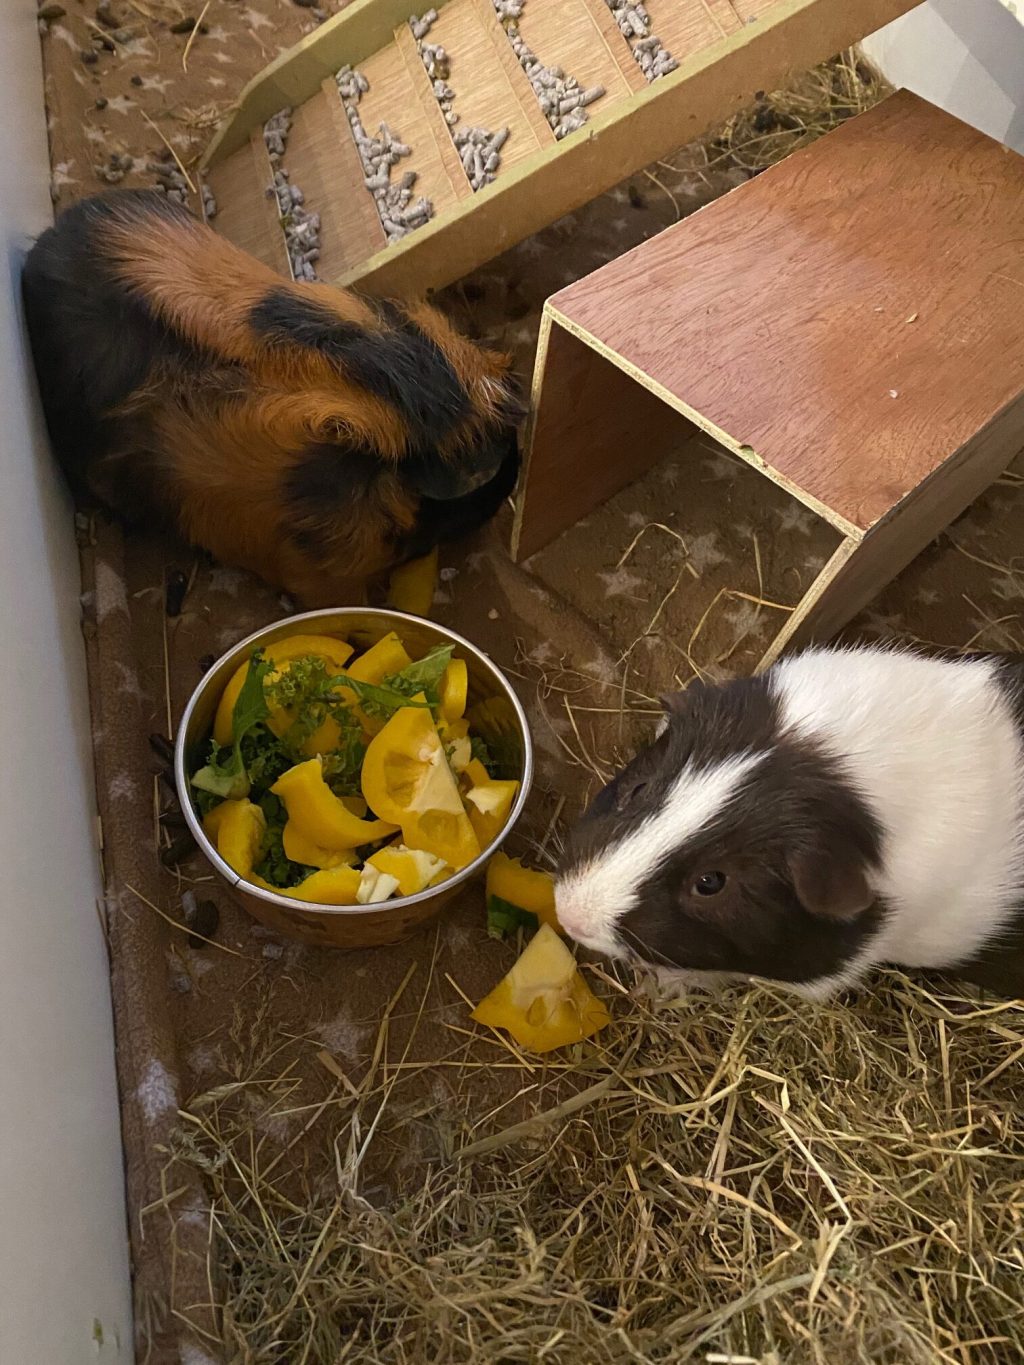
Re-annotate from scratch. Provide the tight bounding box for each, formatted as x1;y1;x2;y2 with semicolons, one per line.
554;753;764;958
772;647;1024;993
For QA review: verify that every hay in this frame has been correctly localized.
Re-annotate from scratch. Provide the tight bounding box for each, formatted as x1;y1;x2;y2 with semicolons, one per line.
668;49;887;185
171;970;1024;1363
156;48;1024;1365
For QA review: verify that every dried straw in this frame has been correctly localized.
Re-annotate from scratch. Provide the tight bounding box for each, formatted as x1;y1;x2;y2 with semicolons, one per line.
150;47;1024;1365
167;970;1024;1363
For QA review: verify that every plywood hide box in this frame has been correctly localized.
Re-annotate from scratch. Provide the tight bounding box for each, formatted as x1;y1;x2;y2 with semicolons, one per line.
200;0;919;297
514;92;1024;669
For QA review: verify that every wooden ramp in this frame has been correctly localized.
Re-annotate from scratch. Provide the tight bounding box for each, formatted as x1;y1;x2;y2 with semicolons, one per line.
200;0;917;297
514;92;1024;668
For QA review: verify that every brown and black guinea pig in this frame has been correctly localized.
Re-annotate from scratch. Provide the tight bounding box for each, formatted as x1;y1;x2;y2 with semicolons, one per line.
556;646;1024;1001
21;189;523;605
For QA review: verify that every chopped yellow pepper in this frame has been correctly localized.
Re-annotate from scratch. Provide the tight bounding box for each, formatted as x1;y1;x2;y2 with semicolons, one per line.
213;634;353;746
282;823;356;871
486;852;562;934
272;757;398;849
465;778;519;848
388;547;438;617
471;924;610;1054
405;809;480;870
361;705;481;870
203;799;266;879
334;633;416;737
443;718;470;745
367;843;448;896
462;757;490;789
361;706;460;823
440;658;468;722
356;864;401;904
347;632;412;685
259;866;363;904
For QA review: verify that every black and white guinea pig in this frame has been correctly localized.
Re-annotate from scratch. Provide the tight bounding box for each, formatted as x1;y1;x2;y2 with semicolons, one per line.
21;190;522;606
556;647;1024;1000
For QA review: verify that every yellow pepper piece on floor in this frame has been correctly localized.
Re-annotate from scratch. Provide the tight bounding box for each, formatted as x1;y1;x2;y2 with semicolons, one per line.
388;548;438;617
263;865;363;904
282;824;356;871
367;844;448;896
440;658;468;722
272;758;398;848
465;779;519;848
203;799;266;879
486;852;561;933
213;634;354;746
361;705;481;869
471;924;610;1054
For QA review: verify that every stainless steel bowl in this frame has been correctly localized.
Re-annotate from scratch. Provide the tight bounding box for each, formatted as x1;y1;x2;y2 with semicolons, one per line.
174;608;534;948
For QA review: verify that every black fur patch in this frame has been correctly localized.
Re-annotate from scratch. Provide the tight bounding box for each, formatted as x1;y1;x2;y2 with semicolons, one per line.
394;427;520;562
580;676;778;831
560;674;886;986
248;290;471;447
283;441;385;559
21;190;206;508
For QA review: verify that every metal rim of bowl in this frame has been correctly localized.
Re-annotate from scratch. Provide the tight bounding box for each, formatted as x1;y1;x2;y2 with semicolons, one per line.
173;607;535;920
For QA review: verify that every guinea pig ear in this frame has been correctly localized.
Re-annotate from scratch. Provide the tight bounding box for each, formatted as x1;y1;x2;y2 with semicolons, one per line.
787;843;874;921
660;682;706;715
401;434;510;501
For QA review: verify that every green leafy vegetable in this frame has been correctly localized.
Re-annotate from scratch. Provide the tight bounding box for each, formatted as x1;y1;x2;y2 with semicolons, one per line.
320;723;367;797
385;644;454;706
239;724;293;790
486;894;539;940
191;650;272;799
470;735;494;775
265;653;430;734
337;674;430;720
252;792;314;889
193;786;223;818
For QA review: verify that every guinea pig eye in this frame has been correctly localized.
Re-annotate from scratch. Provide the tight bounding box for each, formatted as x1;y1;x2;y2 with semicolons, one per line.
692;871;727;897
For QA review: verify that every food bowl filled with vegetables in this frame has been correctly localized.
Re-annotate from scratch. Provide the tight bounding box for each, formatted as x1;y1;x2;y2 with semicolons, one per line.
174;609;533;948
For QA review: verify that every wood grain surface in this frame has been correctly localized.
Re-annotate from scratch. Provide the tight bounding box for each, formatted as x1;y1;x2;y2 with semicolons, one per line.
514;0;633;117
644;0;744;61
513;313;699;561
203;133;291;277
552;92;1024;532
758;387;1024;666
286;83;388;277
358;39;463;218
204;0;919;297
430;0;550;170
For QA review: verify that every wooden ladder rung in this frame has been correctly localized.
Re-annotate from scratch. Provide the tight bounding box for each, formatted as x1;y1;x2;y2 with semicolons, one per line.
471;0;557;148
578;0;647;94
394;22;475;201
